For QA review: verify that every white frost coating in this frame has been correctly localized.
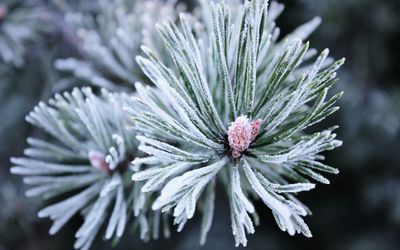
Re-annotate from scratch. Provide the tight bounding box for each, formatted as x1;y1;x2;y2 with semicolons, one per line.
100;174;122;197
230;165;257;247
152;159;227;212
128;0;343;246
242;159;295;235
232;166;255;213
9;0;345;248
200;180;215;245
137;135;208;161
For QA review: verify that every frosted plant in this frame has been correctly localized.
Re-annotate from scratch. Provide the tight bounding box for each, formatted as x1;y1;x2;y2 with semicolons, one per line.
11;88;170;250
55;0;180;91
0;0;48;67
130;0;344;246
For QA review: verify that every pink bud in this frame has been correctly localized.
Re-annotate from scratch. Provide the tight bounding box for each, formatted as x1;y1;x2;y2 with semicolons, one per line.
251;119;262;140
228;116;262;158
88;150;109;173
231;149;242;159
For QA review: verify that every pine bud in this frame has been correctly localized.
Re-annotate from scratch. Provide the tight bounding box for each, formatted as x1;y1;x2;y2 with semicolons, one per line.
88;150;109;173
228;116;261;158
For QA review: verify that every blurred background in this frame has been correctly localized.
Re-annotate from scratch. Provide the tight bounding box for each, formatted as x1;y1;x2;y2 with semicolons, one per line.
1;0;399;249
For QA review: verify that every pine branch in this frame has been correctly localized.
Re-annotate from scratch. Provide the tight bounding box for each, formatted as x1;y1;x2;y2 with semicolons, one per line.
131;0;344;246
54;0;179;91
11;88;169;250
0;0;49;67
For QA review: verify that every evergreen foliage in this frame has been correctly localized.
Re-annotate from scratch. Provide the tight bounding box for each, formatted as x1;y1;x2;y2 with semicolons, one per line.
54;0;179;91
11;88;169;250
130;0;344;246
9;0;346;249
0;0;48;67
